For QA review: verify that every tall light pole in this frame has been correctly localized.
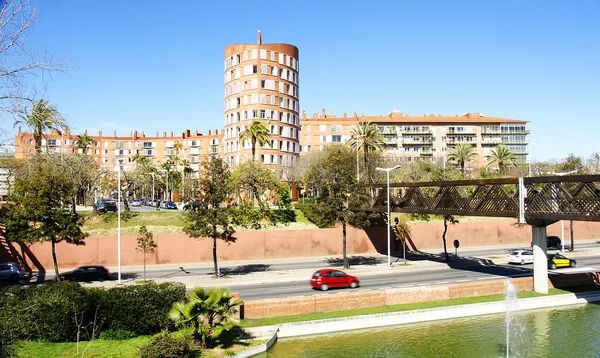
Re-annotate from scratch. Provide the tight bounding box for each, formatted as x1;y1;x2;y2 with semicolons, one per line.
115;160;122;284
376;165;401;266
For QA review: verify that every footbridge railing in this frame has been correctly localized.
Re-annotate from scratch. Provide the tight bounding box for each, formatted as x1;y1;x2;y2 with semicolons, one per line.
371;175;600;223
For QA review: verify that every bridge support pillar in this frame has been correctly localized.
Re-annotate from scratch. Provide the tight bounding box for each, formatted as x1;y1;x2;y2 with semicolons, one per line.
531;225;548;293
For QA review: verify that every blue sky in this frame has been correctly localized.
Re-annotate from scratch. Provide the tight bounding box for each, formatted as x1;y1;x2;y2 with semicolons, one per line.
7;0;600;161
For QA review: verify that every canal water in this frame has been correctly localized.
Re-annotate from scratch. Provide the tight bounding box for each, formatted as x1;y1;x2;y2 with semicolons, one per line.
258;303;600;357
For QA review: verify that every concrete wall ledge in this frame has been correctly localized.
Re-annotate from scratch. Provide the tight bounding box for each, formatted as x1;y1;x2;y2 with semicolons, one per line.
233;327;279;358
272;292;600;338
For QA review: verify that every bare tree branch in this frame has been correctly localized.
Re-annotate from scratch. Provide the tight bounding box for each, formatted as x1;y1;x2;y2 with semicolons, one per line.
0;0;69;117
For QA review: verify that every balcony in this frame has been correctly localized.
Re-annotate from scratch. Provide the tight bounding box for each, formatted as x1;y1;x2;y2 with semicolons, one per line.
401;131;432;136
500;130;530;135
481;131;501;136
447;131;476;136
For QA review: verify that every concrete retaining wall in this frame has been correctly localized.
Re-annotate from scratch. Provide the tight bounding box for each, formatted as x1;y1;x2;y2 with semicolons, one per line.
2;220;599;271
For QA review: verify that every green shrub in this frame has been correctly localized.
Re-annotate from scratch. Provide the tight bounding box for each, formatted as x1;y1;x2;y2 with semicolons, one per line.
0;281;185;343
101;282;186;335
0;281;101;342
98;329;138;340
294;203;334;228
137;332;199;358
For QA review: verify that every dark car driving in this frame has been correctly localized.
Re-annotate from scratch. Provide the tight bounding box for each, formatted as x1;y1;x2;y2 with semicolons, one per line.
96;200;118;213
61;266;110;282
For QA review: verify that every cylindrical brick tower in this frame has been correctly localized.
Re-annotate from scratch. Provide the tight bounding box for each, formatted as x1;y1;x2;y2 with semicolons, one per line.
223;31;300;168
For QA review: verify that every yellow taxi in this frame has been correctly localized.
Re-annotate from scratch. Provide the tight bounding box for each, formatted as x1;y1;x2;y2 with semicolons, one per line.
547;253;576;270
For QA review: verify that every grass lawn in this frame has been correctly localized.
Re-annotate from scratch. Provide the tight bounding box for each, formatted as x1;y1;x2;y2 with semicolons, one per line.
16;336;152;358
239;287;582;327
15;336;267;358
81;209;318;236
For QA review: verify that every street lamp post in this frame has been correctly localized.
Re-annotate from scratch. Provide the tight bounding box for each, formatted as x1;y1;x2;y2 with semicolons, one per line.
115;161;122;284
375;165;401;266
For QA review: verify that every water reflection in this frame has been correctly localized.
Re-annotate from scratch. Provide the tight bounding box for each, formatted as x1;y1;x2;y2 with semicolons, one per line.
259;304;600;358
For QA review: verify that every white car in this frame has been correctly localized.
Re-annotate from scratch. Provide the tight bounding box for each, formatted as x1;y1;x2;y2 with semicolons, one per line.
508;250;534;265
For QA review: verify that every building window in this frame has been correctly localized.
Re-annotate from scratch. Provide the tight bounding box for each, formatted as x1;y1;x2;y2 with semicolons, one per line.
319;125;326;132
331;125;342;133
332;135;342;143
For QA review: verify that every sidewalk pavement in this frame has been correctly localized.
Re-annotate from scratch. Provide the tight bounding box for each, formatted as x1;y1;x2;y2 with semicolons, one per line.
81;240;600;290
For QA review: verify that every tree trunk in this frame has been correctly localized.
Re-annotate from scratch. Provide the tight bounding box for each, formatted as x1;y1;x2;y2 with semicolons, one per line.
251;138;256;161
342;219;348;269
442;217;449;262
122;196;130;212
570;219;574;252
72;196;77;214
51;238;61;281
143;253;146;281
213;236;218;278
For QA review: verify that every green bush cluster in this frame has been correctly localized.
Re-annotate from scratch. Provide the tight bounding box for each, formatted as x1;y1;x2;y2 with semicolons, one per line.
137;332;200;358
294;203;334;228
0;281;185;343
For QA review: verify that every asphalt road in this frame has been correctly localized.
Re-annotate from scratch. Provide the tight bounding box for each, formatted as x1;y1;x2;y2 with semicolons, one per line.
114;241;600;280
224;254;600;300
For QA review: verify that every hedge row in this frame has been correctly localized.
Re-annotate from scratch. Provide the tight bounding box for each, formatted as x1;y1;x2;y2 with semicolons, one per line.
294;203;334;228
0;281;186;343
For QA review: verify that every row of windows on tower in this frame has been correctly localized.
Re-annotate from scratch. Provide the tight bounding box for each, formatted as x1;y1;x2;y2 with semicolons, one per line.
225;50;298;71
225;64;299;84
225;95;299;112
224;124;299;141
225;110;300;126
225;79;298;98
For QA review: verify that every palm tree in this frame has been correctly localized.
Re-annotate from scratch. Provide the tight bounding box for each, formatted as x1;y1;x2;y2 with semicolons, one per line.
75;133;94;155
132;152;151;171
488;144;518;175
239;119;271;161
15;99;67;154
348;121;385;182
447;143;478;176
173;141;183;156
169;287;241;348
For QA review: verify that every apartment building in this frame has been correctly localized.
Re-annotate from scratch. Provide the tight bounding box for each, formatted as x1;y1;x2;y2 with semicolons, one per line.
14;127;222;173
13;32;530;172
222;31;301;168
300;109;529;168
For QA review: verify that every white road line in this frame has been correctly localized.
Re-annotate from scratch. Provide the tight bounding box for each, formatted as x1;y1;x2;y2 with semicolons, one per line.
455;279;469;282
436;281;449;284
477;277;488;280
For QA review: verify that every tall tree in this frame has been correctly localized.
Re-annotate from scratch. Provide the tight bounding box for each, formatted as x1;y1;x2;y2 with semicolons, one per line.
0;0;68;116
488;144;518;175
183;156;237;276
558;154;587;174
75;133;94;155
348;121;385;183
3;156;88;279
14;99;67;153
239;119;271;161
447;143;478;176
230;160;294;227
303;146;378;269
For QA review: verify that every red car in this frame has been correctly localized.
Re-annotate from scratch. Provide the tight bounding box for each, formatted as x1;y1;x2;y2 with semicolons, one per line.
310;269;360;291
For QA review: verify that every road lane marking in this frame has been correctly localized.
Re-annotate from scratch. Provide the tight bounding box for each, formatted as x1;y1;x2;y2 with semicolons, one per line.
455;279;469;282
436;281;449;284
